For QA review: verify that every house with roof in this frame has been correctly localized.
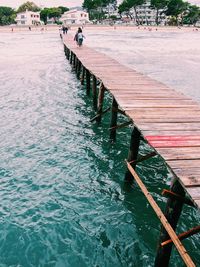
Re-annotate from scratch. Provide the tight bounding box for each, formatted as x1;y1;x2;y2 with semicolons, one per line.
60;9;90;25
15;10;41;26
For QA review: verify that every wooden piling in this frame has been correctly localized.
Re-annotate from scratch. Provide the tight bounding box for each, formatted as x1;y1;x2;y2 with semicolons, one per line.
70;51;73;65
86;69;91;95
77;60;82;79
110;97;118;141
72;53;76;69
96;83;105;123
92;75;97;110
125;127;141;182
81;66;85;85
75;57;78;73
155;178;186;267
64;45;69;60
66;48;70;60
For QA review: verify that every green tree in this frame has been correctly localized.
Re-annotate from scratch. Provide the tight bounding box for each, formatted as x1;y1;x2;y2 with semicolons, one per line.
58;6;69;14
150;0;168;25
118;0;133;19
40;8;49;23
17;1;40;13
83;0;116;21
40;7;62;24
165;0;189;25
83;0;95;11
118;0;145;24
0;6;16;25
184;4;200;25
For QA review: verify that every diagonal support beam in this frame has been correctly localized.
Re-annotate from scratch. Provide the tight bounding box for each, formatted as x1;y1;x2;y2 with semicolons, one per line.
161;225;200;247
109;120;133;131
162;189;195;207
90;107;111;122
129;151;157;165
126;161;196;267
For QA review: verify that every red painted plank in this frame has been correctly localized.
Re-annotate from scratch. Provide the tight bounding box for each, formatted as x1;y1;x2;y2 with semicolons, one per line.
145;136;200;141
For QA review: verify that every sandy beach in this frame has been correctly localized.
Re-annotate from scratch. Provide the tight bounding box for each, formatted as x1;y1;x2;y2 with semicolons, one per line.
0;24;199;33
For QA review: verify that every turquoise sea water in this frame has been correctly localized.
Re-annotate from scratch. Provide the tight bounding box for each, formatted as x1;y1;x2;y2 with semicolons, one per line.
0;31;199;266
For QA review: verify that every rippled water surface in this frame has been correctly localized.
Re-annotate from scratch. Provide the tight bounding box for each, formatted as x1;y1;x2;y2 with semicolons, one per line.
0;30;199;267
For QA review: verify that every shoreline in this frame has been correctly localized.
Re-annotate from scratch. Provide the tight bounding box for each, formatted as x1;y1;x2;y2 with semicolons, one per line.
0;24;199;33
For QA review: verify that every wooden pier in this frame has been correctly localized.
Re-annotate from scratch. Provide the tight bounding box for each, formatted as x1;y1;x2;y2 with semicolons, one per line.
63;35;199;267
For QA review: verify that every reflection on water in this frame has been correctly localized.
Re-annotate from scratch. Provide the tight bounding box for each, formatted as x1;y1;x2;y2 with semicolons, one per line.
0;31;199;266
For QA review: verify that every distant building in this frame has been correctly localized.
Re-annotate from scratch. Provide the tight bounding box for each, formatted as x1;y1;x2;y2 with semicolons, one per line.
119;0;166;25
133;1;166;25
46;17;56;24
60;9;90;25
15;10;41;26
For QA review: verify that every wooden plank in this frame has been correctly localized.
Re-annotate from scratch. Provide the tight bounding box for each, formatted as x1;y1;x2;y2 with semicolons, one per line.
166;160;200;168
136;122;200;131
137;118;200;123
180;176;200;187
128;113;200;119
143;130;200;136
118;98;197;105
155;147;200;160
148;140;200;148
186;187;200;207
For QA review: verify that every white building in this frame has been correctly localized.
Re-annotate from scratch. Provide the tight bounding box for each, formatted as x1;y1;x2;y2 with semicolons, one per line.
119;0;166;25
134;1;166;25
60;9;90;25
15;10;41;26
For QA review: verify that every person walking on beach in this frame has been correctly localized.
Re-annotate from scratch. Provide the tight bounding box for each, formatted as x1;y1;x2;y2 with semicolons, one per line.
74;27;85;47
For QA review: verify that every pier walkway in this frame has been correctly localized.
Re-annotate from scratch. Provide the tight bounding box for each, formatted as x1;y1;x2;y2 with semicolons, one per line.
63;35;199;266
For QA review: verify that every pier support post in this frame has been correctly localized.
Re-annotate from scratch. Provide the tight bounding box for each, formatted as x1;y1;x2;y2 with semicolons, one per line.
64;46;70;60
125;127;141;182
64;45;67;56
96;83;105;123
92;75;97;110
67;48;70;60
77;61;82;79
72;54;76;69
110;97;118;141
81;66;86;85
86;69;91;95
75;57;78;73
70;51;73;65
155;178;186;267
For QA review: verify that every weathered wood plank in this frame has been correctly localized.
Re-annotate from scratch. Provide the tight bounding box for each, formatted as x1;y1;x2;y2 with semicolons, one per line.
149;140;200;148
167;160;200;168
143;130;200;136
155;147;200;160
136;122;200;131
